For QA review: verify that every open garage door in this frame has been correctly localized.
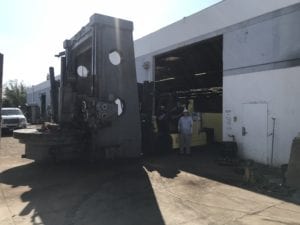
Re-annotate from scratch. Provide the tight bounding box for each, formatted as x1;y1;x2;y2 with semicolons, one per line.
153;35;223;149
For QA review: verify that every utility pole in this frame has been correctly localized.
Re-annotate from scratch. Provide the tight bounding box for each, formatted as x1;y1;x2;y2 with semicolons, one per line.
0;53;4;144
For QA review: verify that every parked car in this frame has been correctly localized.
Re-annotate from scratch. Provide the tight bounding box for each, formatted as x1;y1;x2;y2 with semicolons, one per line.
1;107;27;131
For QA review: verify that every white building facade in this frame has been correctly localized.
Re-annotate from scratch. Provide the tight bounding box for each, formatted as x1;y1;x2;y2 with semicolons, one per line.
134;0;300;166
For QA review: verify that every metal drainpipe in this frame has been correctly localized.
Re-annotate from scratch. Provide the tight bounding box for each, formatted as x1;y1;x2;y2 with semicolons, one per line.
32;85;34;104
271;117;276;166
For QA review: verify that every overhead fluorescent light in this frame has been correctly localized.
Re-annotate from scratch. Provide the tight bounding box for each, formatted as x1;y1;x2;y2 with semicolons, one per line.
209;87;222;92
194;72;207;76
155;66;167;71
164;56;180;62
155;77;175;82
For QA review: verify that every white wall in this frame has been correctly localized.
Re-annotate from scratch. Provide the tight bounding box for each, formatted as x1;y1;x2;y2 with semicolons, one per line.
134;0;300;58
26;80;51;105
26;75;60;106
223;66;300;166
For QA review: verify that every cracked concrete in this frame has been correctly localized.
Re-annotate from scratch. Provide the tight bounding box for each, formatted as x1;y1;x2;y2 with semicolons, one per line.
1;136;300;225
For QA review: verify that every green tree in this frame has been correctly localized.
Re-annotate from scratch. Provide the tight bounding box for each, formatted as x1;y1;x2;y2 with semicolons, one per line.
2;80;26;107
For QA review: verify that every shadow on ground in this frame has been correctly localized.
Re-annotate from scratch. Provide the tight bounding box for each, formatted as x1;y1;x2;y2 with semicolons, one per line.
0;144;299;225
143;144;300;205
0;161;165;225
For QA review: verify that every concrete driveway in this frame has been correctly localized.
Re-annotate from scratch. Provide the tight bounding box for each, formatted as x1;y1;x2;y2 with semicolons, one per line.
1;136;300;225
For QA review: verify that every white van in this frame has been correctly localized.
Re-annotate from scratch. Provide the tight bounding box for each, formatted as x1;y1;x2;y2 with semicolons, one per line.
1;107;27;131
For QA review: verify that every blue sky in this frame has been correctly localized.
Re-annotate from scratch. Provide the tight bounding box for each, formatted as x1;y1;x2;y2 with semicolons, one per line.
0;0;222;86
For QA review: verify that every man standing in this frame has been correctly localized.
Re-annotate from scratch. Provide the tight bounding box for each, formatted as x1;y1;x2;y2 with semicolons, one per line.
178;108;193;155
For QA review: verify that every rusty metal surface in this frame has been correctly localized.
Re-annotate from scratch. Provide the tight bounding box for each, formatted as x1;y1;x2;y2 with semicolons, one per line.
59;14;141;158
14;14;141;161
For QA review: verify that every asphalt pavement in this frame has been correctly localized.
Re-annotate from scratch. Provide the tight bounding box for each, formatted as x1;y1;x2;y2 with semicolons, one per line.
1;136;300;225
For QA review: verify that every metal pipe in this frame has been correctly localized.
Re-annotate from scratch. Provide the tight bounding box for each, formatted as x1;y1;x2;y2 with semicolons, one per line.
32;85;34;103
271;117;276;166
92;25;97;97
49;67;58;123
59;57;66;123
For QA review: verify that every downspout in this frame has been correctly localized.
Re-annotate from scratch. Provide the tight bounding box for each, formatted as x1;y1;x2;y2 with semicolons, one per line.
270;117;276;166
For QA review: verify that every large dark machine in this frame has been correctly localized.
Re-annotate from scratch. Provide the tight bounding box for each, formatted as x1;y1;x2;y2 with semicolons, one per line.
14;14;141;161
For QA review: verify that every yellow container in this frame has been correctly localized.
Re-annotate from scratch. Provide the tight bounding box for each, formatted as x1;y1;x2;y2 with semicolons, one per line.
202;113;222;142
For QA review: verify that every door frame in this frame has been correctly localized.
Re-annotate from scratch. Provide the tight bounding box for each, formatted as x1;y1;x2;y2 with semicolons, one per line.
242;102;268;164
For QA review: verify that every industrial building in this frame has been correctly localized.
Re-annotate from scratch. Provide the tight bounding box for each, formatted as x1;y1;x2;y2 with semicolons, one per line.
26;76;60;123
27;0;300;166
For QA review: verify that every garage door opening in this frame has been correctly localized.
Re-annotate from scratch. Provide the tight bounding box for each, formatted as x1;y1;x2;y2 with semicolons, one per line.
154;35;223;149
